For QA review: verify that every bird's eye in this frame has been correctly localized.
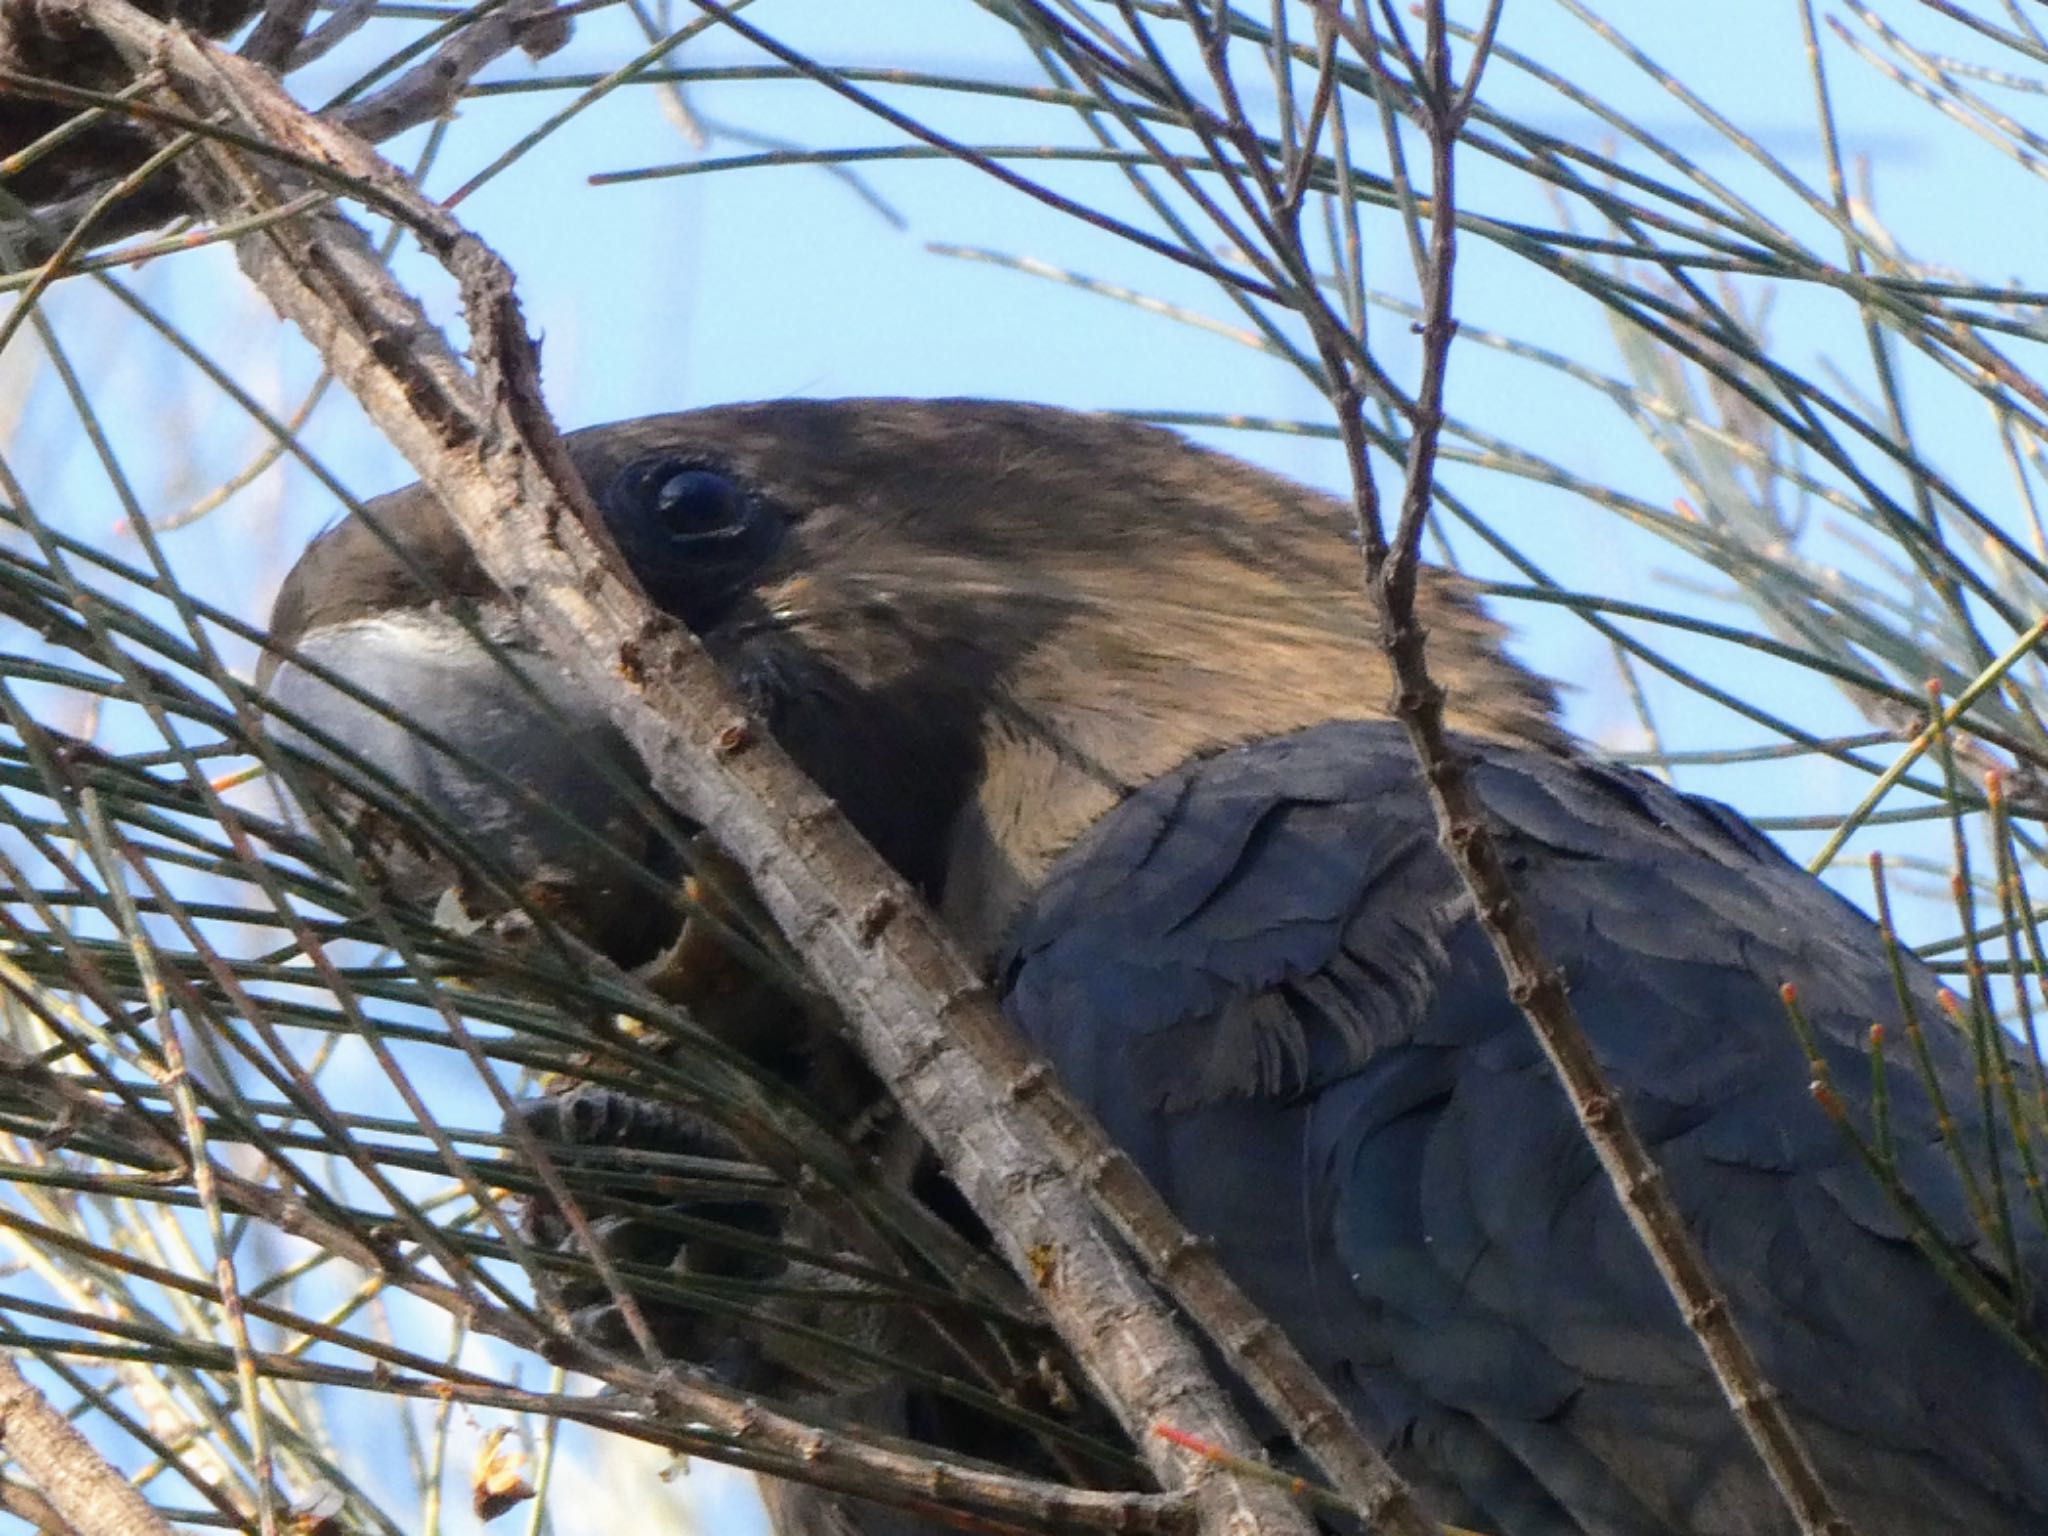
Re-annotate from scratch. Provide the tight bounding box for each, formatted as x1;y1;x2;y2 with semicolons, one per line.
599;455;784;631
654;468;751;540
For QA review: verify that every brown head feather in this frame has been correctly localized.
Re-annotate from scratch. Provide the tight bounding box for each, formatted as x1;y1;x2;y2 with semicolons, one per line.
269;399;1563;955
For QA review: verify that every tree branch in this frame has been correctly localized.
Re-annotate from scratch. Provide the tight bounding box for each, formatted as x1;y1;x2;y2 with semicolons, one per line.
0;1357;171;1536
53;9;1328;1535
1297;5;1859;1533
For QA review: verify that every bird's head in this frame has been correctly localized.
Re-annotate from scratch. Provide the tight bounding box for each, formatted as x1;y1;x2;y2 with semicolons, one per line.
263;398;1561;959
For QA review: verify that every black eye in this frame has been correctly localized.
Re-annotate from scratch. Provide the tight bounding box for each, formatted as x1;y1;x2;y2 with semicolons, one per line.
599;455;784;630
654;468;751;540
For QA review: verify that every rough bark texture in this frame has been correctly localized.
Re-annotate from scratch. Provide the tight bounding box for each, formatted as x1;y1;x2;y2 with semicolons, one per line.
42;6;1416;1533
0;1358;172;1536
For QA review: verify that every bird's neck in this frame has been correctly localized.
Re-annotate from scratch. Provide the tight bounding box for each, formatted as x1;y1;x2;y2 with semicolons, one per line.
936;657;1380;959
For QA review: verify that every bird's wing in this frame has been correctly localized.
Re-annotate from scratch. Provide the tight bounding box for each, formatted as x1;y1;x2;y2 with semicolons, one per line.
999;719;2048;1536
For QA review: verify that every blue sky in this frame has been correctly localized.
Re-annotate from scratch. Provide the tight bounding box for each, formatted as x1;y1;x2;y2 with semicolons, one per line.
210;0;2042;861
12;3;2048;1532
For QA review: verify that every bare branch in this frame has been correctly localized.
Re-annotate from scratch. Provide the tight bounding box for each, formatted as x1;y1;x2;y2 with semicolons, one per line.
332;0;573;146
54;9;1324;1535
0;1357;173;1536
1299;5;1861;1533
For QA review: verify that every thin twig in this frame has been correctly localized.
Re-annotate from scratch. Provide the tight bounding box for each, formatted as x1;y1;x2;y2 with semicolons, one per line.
1300;5;1857;1532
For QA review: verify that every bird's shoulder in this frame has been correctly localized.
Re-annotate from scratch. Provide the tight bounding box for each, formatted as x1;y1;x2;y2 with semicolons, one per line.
997;717;1899;1114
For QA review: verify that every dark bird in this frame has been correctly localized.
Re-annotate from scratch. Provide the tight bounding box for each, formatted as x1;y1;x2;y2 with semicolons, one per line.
262;399;2048;1536
0;0;262;232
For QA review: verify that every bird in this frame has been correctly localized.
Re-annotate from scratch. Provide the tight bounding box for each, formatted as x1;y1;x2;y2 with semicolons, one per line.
0;0;262;230
261;398;2048;1536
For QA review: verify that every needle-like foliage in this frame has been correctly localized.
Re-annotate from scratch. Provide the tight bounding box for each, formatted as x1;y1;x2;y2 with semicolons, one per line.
2;5;2048;1536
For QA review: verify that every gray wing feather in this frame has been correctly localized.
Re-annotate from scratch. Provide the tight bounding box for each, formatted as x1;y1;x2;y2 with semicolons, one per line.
1000;720;2048;1536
